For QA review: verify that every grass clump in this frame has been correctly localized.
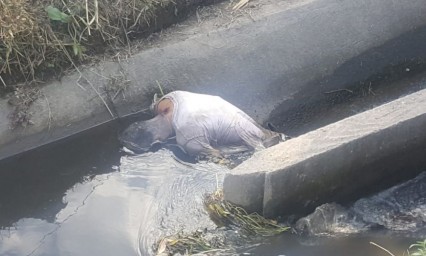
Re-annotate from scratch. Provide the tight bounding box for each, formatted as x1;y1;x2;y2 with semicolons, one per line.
155;230;232;256
0;0;173;89
7;86;41;128
410;240;426;256
154;189;289;255
370;239;426;256
204;189;289;236
0;0;52;85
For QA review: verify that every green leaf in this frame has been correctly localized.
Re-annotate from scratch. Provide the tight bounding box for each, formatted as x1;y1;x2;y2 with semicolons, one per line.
46;6;71;23
72;43;85;58
72;43;79;56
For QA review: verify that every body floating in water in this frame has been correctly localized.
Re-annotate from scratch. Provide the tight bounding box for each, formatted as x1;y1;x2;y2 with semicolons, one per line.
120;91;287;157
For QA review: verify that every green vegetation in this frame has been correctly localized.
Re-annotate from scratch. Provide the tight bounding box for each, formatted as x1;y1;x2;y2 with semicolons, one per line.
154;189;289;255
204;189;289;236
155;230;232;256
0;0;173;89
371;239;426;256
410;240;426;256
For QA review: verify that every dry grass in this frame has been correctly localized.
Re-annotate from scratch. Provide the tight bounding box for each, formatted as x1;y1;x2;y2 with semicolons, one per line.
155;230;232;256
0;0;51;84
1;0;177;127
154;189;289;255
7;85;41;128
0;0;173;88
204;189;289;236
370;240;426;256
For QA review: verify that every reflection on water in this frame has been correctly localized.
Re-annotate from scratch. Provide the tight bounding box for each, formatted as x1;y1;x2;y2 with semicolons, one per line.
0;149;229;256
120;151;229;255
0;122;425;256
243;232;416;256
0;122;122;228
246;172;426;256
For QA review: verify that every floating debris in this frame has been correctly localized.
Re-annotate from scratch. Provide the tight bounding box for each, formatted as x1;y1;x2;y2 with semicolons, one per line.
154;189;289;255
204;190;289;236
155;229;233;256
233;0;250;10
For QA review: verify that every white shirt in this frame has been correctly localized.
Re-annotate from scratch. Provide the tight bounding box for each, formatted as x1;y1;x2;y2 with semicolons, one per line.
159;91;275;156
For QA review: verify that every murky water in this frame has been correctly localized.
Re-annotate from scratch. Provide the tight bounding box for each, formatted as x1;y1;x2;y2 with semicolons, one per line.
0;125;424;256
245;172;426;256
296;172;426;236
242;233;416;256
0;143;228;256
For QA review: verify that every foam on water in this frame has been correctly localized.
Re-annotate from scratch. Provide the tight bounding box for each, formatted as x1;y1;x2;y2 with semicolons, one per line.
296;171;426;237
0;149;229;256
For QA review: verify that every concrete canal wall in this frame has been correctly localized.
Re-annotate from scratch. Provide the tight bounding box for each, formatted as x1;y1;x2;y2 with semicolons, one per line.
1;0;426;163
224;88;426;218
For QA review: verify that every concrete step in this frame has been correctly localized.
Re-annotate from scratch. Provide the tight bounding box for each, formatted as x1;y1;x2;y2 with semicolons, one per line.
224;88;426;218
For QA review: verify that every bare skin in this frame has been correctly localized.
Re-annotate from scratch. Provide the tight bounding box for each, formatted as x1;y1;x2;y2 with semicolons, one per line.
155;98;174;122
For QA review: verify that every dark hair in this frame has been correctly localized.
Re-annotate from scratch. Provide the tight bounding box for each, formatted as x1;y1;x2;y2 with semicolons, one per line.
119;121;156;152
119;115;173;152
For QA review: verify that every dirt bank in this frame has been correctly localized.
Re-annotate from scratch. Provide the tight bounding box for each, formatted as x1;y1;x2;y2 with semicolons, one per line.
2;0;227;89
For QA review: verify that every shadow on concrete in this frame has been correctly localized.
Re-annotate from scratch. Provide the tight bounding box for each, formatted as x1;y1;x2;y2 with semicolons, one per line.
268;25;426;136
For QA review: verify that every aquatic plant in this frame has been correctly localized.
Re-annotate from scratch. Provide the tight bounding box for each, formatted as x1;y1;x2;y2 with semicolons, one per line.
154;189;289;255
155;230;233;256
370;239;426;256
409;239;426;256
204;189;289;236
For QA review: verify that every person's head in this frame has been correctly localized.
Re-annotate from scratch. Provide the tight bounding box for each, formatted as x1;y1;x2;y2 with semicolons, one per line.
119;115;174;153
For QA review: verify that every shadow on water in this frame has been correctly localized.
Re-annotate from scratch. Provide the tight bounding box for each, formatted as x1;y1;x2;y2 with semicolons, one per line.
0;118;424;256
0;121;425;256
0;109;182;228
1;86;426;255
0;122;123;228
2;34;426;253
248;172;426;256
0;93;425;256
243;232;416;256
0;121;229;255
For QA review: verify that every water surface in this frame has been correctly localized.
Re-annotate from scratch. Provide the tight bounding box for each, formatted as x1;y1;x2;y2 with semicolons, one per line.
0;125;424;256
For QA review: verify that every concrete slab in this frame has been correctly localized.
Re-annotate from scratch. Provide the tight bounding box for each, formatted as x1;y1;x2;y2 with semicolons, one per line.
0;71;117;159
224;88;426;218
114;0;426;122
2;0;426;160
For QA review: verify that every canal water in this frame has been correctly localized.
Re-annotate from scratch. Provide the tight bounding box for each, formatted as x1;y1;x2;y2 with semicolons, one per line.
0;123;424;256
